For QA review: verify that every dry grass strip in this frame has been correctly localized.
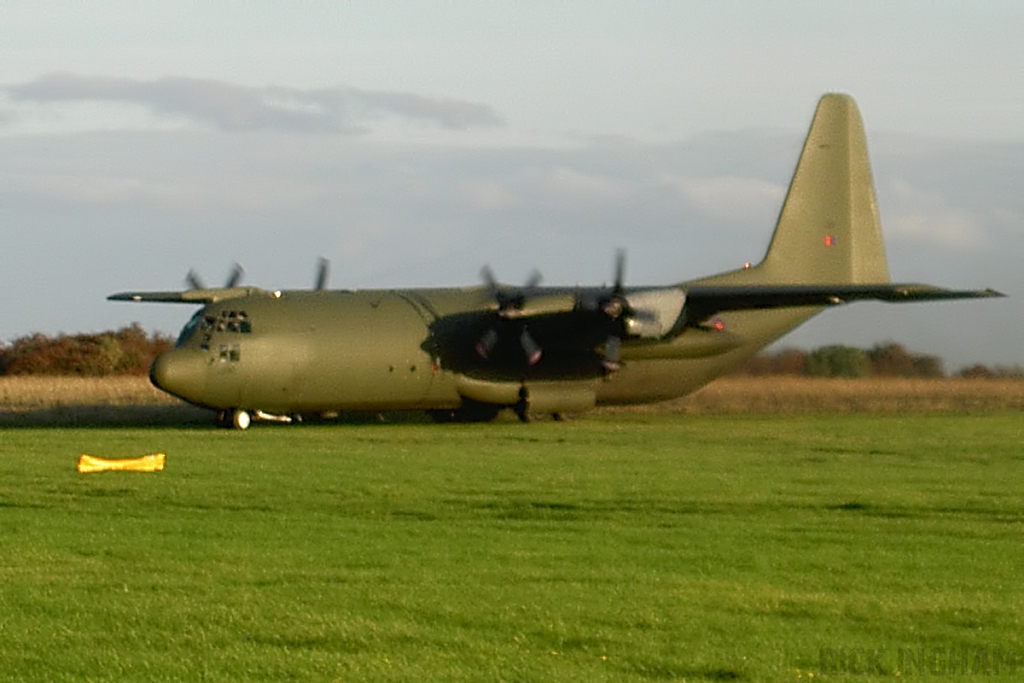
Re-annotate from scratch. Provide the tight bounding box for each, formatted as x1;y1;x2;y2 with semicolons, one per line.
3;375;1024;420
0;377;207;428
603;377;1024;415
0;376;179;412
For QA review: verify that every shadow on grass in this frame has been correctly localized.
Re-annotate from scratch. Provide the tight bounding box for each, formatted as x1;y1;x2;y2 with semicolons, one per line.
0;405;445;429
0;404;216;429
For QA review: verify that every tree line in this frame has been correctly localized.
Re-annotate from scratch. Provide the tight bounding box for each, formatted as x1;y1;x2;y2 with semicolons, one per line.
0;324;172;376
735;342;1024;379
0;328;1019;379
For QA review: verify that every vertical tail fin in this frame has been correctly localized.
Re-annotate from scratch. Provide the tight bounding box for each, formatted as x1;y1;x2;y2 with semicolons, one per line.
756;93;890;285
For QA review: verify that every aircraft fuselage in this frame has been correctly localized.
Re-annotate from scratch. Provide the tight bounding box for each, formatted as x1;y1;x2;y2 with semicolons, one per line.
150;285;810;419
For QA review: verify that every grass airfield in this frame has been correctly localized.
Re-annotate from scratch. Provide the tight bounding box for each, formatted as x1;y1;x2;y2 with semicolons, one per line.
1;413;1022;682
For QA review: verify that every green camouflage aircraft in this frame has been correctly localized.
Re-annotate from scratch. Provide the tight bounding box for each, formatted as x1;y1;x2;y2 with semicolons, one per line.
111;94;1002;429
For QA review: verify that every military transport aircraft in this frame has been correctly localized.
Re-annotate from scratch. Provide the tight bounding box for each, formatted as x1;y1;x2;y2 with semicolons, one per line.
111;94;1002;429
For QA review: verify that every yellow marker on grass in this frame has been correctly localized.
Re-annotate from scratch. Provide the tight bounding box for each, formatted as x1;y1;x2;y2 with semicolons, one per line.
77;453;165;473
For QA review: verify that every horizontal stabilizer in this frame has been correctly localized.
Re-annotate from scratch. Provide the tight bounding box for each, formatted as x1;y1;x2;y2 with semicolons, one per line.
683;284;1004;326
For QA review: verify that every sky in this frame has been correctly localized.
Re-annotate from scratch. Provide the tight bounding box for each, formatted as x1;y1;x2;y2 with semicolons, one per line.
1;1;1022;371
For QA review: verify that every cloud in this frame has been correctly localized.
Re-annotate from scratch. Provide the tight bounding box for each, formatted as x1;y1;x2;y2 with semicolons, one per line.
2;73;502;134
459;180;520;212
660;174;785;224
453;167;639;217
541;167;636;205
883;178;988;250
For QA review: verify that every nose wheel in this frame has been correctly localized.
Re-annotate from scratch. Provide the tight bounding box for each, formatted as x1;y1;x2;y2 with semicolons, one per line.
217;409;252;430
232;409;251;430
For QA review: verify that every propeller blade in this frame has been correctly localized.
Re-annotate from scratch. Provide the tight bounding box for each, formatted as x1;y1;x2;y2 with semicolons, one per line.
613;249;626;296
602;335;622;372
315;258;330;291
524;269;543;292
475;328;499;359
186;270;206;291
480;265;499;293
224;263;245;288
520;327;542;366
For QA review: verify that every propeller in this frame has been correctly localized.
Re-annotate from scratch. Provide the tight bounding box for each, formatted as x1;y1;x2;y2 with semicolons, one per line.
476;267;545;366
577;250;629;317
481;266;542;315
474;253;633;372
185;263;244;290
595;249;666;370
599;250;630;372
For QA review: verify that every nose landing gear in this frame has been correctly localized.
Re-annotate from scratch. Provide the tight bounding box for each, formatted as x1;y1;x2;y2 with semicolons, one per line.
217;408;251;430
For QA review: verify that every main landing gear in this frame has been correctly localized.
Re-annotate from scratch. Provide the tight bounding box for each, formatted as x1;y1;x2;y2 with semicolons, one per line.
216;408;296;429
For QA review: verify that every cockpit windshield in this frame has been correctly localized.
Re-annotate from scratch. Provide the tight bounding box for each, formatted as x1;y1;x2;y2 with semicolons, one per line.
175;309;253;348
175;310;204;348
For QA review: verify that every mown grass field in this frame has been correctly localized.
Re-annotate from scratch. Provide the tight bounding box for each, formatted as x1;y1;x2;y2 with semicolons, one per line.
1;413;1022;681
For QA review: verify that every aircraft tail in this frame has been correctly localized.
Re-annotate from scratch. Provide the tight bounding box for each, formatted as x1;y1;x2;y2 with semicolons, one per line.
752;93;890;285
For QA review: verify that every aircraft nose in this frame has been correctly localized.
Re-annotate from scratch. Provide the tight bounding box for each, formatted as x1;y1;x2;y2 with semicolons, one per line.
149;350;207;402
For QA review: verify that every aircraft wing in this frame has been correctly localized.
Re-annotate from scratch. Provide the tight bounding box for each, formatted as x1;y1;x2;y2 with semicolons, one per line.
108;292;202;303
682;283;1004;326
108;287;259;304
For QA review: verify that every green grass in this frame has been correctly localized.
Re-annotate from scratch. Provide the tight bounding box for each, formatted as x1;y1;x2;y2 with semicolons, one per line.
1;414;1022;681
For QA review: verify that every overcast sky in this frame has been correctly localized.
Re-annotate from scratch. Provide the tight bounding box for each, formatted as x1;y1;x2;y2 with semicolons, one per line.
1;2;1022;371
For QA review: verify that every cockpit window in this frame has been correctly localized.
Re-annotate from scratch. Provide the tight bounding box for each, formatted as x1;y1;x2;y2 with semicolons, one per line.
218;343;241;362
214;310;252;334
176;309;252;349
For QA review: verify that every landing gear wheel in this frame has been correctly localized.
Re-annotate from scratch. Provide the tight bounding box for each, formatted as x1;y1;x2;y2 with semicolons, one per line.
232;409;251;430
